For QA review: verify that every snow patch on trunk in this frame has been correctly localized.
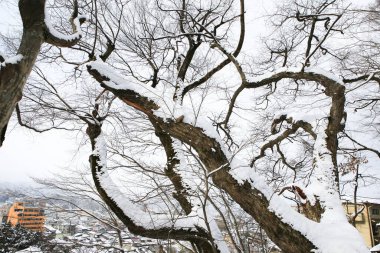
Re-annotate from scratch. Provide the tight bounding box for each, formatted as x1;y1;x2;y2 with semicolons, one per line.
0;54;23;67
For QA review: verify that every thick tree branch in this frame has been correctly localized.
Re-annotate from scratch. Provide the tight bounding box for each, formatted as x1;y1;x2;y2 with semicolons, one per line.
0;0;84;147
152;124;193;215
87;63;317;253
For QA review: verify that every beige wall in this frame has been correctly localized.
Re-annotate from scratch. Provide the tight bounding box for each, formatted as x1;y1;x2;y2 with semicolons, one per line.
344;202;380;247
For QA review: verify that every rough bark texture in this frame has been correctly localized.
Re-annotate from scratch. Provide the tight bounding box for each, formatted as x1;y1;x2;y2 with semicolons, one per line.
87;65;351;252
152;123;193;215
0;0;45;146
156;119;316;253
0;0;83;147
324;83;346;187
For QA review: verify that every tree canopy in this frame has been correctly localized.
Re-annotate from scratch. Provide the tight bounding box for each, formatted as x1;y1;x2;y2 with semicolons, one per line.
1;0;379;252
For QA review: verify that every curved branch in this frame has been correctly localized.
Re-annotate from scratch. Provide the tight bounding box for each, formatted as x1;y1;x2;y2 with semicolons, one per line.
44;0;86;47
87;62;317;253
225;67;345;128
0;0;84;147
250;115;316;167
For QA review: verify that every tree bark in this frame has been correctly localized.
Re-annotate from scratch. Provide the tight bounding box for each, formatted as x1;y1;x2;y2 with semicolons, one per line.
0;0;83;146
0;0;45;146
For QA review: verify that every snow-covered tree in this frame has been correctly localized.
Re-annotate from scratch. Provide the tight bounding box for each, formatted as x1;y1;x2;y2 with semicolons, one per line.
0;223;43;252
1;0;380;252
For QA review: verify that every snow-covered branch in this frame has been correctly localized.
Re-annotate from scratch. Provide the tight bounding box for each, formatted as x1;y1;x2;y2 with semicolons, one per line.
86;57;370;252
0;54;23;68
44;0;86;47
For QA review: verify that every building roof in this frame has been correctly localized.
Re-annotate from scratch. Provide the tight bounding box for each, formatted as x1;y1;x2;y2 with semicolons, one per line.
16;246;43;253
371;244;380;252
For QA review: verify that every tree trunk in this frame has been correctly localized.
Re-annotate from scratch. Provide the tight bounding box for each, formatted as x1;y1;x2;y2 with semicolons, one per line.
0;0;83;146
0;0;45;146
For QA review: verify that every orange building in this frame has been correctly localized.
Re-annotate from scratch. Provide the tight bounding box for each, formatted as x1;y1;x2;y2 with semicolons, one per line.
6;200;46;232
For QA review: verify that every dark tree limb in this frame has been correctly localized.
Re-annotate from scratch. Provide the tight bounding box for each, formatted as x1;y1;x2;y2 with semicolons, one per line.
0;0;85;147
224;69;346;186
342;132;380;158
152;123;193;215
181;0;245;99
250;115;316;167
44;0;86;47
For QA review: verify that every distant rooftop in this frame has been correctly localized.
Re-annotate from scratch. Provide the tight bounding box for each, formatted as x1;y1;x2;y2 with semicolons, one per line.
14;199;46;208
371;244;380;252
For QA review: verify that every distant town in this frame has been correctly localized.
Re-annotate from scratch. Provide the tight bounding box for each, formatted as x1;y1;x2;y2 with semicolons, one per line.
0;189;183;253
1;188;379;253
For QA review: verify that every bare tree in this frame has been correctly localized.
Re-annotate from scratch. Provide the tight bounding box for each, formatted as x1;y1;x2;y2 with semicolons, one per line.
3;0;380;252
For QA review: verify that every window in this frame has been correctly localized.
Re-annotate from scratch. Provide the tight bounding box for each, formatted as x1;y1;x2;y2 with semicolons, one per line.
372;208;380;215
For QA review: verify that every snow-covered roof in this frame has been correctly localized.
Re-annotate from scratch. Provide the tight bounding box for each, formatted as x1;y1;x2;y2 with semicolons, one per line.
76;224;90;230
371;244;380;252
44;225;56;232
341;198;380;205
16;247;43;253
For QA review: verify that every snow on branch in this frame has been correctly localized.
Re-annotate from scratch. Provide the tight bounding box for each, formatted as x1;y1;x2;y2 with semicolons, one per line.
247;67;344;87
207;163;229;178
230;158;368;253
88;59;228;150
307;128;345;220
0;54;23;68
44;0;86;47
250;115;317;167
88;60;368;252
87;60;161;114
207;206;230;253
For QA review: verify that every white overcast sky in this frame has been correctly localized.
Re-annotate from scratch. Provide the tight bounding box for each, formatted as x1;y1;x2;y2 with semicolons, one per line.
0;128;88;184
